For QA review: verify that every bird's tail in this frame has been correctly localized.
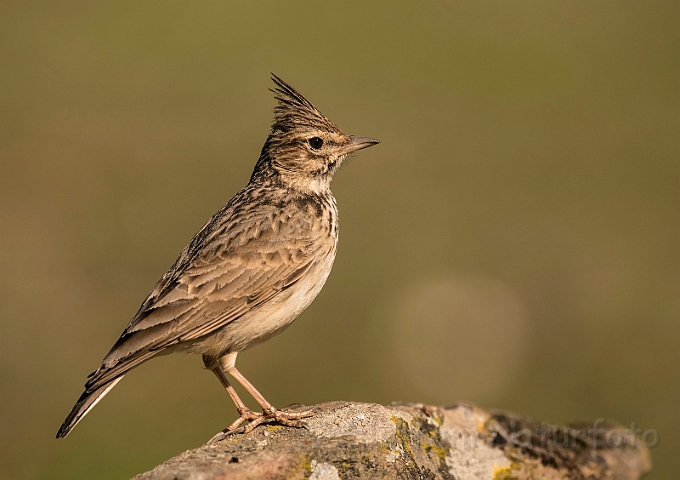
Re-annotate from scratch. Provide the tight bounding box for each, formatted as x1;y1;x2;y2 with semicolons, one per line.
56;375;124;438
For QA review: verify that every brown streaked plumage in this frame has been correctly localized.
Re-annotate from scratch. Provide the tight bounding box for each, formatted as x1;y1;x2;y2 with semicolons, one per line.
56;74;379;438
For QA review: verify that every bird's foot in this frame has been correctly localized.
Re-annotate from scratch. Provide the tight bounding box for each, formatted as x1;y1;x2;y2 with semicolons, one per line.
241;406;314;433
208;406;314;443
208;407;264;442
226;407;263;432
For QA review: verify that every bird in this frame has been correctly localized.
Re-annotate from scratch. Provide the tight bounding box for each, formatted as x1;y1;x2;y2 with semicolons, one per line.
56;74;379;439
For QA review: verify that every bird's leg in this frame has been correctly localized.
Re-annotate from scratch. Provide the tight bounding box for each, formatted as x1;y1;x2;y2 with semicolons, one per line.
205;354;262;433
209;366;263;432
225;365;314;433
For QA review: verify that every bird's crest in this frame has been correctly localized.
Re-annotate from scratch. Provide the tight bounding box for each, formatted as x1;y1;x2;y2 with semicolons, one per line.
270;74;339;133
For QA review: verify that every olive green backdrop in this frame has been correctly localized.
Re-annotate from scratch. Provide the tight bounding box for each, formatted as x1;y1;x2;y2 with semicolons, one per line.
1;1;678;478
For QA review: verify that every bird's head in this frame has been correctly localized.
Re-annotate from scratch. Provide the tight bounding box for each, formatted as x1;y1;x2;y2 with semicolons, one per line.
251;74;379;193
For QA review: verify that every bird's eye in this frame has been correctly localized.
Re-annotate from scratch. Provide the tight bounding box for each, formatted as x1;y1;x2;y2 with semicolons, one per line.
309;137;324;150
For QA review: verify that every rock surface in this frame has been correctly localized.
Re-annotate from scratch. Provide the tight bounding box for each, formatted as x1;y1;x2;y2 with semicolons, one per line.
133;401;651;480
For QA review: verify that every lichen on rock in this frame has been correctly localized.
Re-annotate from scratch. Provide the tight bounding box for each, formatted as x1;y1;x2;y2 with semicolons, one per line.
133;401;651;480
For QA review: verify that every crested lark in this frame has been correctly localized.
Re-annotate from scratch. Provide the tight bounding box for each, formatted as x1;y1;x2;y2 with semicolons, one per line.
57;75;379;438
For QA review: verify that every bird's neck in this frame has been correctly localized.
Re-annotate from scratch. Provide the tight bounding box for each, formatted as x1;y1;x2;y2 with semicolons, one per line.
276;171;332;196
251;158;333;197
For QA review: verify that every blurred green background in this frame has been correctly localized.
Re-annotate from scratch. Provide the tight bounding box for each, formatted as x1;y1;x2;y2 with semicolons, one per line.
1;1;678;478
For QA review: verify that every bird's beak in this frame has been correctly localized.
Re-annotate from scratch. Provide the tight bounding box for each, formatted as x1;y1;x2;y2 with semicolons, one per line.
342;136;380;154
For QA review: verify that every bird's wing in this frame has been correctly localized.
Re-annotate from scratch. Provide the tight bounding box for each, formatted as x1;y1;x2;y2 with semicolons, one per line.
84;203;330;391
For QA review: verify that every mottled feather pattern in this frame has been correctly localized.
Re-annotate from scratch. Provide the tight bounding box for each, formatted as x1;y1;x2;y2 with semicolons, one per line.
84;187;337;389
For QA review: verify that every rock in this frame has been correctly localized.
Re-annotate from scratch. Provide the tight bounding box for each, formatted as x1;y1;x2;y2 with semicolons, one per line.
133;401;651;480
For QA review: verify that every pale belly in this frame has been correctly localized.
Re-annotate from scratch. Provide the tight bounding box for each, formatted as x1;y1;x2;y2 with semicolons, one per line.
185;252;335;357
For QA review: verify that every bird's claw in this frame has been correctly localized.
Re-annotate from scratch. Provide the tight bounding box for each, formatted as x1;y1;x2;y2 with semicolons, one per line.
220;407;264;434
212;406;314;441
240;407;314;433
